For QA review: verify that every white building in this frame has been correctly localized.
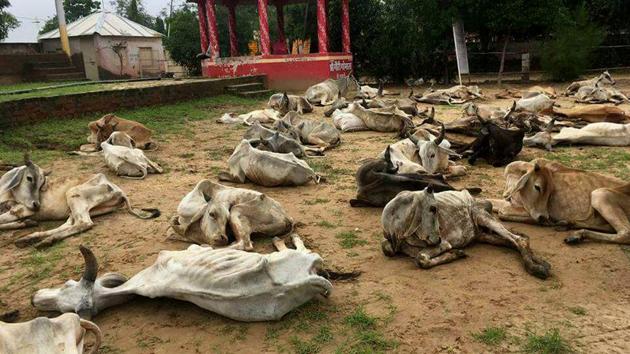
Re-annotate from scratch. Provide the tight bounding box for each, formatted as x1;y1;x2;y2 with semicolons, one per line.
38;11;166;80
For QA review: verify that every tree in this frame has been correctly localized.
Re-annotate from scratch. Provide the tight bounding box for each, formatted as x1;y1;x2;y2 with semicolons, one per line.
111;0;154;28
0;0;19;41
39;0;100;34
154;17;165;34
164;5;201;75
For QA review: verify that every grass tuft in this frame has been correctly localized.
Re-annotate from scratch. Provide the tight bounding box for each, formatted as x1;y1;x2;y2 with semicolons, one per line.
523;328;572;354
568;306;586;316
343;307;377;330
335;231;368;249
472;326;507;346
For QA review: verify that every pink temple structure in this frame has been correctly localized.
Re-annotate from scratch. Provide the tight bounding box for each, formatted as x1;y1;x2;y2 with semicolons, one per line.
190;0;353;90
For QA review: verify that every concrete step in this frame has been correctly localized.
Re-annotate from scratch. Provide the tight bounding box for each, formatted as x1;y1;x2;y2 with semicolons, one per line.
225;82;264;92
45;72;87;81
34;66;84;74
237;89;271;98
33;60;75;68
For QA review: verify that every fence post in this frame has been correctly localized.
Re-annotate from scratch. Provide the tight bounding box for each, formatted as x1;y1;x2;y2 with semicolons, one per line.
521;53;530;82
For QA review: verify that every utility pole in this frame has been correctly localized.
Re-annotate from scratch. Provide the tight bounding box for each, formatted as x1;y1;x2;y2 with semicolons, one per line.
167;0;174;37
54;0;72;59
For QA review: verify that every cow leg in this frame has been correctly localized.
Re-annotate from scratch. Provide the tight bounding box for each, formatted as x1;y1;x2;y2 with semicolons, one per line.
291;234;311;253
416;250;467;268
15;183;122;249
0;204;34;225
272;237;288;251
565;189;630;245
227;210;254;251
414;240;462;269
475;210;550;279
487;199;536;224
0;219;37;230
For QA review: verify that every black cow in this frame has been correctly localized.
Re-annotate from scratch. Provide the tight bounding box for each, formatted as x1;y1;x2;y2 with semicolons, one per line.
461;114;524;167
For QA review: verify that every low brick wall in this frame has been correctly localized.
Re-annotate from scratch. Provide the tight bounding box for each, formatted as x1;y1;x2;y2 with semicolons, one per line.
0;76;266;128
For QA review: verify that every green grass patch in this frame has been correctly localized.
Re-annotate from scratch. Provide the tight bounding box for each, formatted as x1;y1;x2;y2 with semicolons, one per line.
335;231;368;249
304;198;330;205
523;328;572;354
344;307;377;330
316;220;337;229
472;326;507;346
344;330;398;354
545;147;630;180
568;306;586;316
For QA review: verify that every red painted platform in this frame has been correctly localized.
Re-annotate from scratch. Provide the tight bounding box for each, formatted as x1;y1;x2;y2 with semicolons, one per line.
202;53;353;91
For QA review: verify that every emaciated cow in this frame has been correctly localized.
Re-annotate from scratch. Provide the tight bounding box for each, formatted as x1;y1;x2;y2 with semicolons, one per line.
0;155;159;249
524;122;630;149
381;189;551;278
87;114;156;151
492;158;630;245
100;132;163;179
565;71;615;96
33;242;332;322
168;180;293;249
553;104;628;123
0;313;101;354
305;76;360;105
462;115;524;167
268;92;313;114
281;112;342;149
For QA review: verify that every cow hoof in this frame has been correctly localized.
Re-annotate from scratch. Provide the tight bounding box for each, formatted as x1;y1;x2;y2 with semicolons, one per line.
414;254;431;269
381;240;396;257
564;233;584;245
454;249;467;258
527;263;550;279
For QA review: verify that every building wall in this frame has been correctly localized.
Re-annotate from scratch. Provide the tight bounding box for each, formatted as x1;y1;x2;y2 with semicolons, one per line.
95;35;165;79
0;43;41;55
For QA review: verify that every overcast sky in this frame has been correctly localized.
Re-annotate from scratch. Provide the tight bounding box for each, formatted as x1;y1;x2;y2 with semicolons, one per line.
4;0;185;42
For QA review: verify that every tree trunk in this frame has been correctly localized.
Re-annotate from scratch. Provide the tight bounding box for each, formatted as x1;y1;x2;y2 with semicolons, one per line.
498;35;509;87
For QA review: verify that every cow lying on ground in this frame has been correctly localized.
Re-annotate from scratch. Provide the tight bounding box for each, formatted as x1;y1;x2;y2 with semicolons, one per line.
575;85;629;105
494;86;557;99
514;94;554;114
0;313;101;354
84;114;156;152
244;122;324;157
491;159;630;245
217;109;280;125
524;122;630;150
414;85;483;105
461;115;524;167
281;112;342;149
342;103;414;135
0;155;159;249
305;76;360;105
101;132;163;179
168;180;293;249
33;242;332;322
350;146;456;207
381;188;551;278
565;70;615;96
553;104;628;123
268;92;314;114
363;91;421;116
332;109;369;132
219;140;321;187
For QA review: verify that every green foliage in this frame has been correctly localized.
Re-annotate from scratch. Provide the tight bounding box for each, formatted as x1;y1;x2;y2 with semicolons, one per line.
335;231;367;249
111;0;154;28
154;16;165;34
541;3;604;81
0;0;19;40
164;5;201;75
472;326;507;346
39;0;100;34
522;328;572;354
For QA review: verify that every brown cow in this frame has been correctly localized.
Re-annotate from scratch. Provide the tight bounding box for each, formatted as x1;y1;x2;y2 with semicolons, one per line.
553;105;628;123
87;114;156;151
491;158;630;245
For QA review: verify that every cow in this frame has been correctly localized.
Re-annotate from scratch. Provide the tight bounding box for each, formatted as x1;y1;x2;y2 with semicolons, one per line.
461;114;524;167
524;122;630;150
332;109;369;132
268;92;314;114
565;71;615;96
342;103;414;135
414;85;483;105
0;313;101;354
86;114;156;151
494;86;557;99
349;146;456;207
358;80;396;99
244;122;323;157
217;109;280;125
33;242;332;322
100;132;163;179
0;154;160;249
575;85;629;105
323;93;350;117
490;158;630;245
381;188;551;278
168;179;293;249
305;76;360;105
282;112;342;149
218;140;321;187
363;90;421;116
514;94;554;114
552;104;628;123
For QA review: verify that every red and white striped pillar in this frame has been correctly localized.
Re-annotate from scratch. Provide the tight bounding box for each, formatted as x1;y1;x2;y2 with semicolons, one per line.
196;0;209;53
276;2;286;50
341;0;351;53
316;0;328;53
204;0;220;59
228;4;238;57
257;0;271;55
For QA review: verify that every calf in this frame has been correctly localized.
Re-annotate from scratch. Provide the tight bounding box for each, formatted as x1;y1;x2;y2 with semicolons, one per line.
0;155;159;249
219;140;321;186
565;71;615;96
87;113;156;151
462;115;524;167
101;132;163;179
217;109;280;125
168;180;293;249
381;188;550;278
0;313;101;354
33;242;331;322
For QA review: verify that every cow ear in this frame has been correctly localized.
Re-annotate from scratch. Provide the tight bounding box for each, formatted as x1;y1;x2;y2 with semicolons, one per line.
534;163;541;172
0;166;26;194
129;137;136;148
96;123;103;129
503;167;534;199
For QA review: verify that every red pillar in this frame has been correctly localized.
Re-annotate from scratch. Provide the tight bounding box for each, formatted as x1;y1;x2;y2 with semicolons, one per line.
276;3;286;52
196;0;209;53
316;0;328;53
228;4;238;57
204;0;220;58
341;0;351;53
257;0;271;55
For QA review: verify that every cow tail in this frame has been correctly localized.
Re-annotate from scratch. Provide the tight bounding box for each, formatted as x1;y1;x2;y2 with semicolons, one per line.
123;196;160;219
80;319;103;354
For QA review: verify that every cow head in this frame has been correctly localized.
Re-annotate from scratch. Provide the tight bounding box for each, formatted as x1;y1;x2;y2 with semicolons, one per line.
599;70;615;86
410;123;459;174
0;153;48;211
273;120;301;141
106;131;135;148
32;246;129;319
417;187;441;246
278;92;290;115
95;114;119;149
502;161;554;223
200;201;231;246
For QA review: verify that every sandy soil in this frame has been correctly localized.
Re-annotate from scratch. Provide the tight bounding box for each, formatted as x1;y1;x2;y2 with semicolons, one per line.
1;80;630;353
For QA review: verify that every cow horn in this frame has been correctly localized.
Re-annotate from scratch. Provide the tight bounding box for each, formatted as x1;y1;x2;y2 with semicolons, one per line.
434;122;445;145
545;118;556;132
408;88;414;98
534;162;541;172
407;131;419;144
79;245;98;283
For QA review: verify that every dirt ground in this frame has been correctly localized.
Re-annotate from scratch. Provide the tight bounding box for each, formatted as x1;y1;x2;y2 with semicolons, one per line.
1;80;630;354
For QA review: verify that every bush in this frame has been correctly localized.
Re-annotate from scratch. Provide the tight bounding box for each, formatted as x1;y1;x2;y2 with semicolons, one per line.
541;3;604;81
164;6;201;76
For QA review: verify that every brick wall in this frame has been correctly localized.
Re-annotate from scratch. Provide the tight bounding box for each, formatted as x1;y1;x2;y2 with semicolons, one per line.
0;76;266;128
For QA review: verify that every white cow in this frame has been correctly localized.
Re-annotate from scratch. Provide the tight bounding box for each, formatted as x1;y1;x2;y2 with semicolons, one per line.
101;132;163;179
